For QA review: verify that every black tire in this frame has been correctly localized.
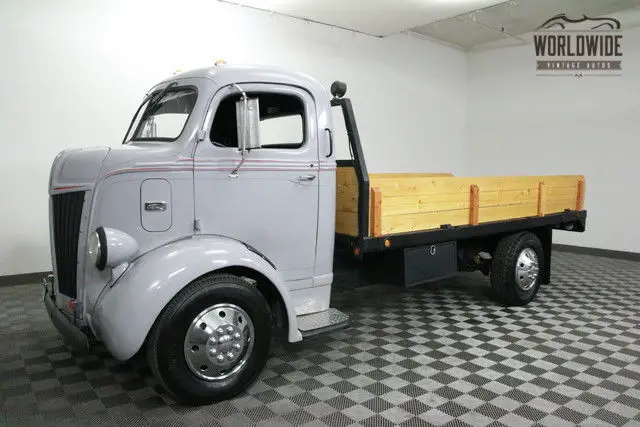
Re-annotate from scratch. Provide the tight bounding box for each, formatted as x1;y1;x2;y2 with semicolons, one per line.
490;232;544;306
147;273;272;405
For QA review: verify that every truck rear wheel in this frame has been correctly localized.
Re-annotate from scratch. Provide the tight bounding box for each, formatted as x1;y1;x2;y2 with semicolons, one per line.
490;232;543;306
147;273;272;405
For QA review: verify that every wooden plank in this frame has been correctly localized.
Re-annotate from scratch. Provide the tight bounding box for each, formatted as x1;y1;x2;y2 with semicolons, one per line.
336;167;357;186
381;210;470;234
469;185;479;225
369;187;382;237
545;187;580;214
545;186;579;199
336;184;359;212
370;176;535;197
542;175;585;188
537;182;546;217
478;189;538;208
576;179;585;211
336;166;359;236
381;201;548;235
546;198;579;214
335;210;358;236
382;193;470;215
478;203;539;223
370;175;584;197
382;189;539;216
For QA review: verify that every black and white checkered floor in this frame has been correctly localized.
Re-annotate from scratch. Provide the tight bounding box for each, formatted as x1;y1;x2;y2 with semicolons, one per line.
1;251;639;426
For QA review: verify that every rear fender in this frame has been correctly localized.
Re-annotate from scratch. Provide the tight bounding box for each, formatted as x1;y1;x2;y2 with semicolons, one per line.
92;235;301;361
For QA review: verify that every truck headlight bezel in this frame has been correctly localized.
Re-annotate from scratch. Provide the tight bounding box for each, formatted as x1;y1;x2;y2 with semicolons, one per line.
88;226;137;271
88;227;107;270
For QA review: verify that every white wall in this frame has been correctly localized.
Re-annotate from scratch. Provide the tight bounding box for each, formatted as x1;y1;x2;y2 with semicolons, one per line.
0;0;467;275
466;22;640;253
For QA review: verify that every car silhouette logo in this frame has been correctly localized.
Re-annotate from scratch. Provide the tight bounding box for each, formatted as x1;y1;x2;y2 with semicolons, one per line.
538;14;621;30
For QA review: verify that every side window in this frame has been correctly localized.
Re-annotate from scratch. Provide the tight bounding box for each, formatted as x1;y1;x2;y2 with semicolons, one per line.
210;92;305;149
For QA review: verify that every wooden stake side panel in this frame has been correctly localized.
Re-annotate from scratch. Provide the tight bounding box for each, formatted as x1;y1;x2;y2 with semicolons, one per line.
335;168;455;236
469;185;479;226
576;179;586;211
335;168;586;237
537;182;546;217
370;175;585;235
335;167;359;236
369;188;382;237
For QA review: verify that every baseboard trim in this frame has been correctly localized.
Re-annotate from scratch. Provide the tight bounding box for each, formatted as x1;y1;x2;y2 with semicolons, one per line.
0;271;51;287
553;244;640;262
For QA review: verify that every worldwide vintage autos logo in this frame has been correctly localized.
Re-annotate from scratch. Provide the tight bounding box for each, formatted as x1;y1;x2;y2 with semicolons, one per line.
534;14;622;76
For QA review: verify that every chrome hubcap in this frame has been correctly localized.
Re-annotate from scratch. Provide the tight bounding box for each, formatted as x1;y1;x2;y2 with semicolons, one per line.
515;248;539;291
183;303;254;381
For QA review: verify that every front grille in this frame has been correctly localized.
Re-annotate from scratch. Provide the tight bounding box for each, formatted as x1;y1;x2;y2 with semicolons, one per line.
52;191;85;298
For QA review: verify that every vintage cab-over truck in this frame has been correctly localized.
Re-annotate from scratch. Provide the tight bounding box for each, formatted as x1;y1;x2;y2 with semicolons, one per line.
44;63;587;404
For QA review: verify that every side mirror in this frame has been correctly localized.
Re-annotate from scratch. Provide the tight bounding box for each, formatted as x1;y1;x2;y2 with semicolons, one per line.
236;97;261;151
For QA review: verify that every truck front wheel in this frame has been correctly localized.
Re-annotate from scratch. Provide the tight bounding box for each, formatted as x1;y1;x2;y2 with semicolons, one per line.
147;273;272;405
490;232;543;306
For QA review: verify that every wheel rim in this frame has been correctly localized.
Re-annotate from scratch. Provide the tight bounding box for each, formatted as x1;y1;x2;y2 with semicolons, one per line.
515;248;539;291
183;303;254;381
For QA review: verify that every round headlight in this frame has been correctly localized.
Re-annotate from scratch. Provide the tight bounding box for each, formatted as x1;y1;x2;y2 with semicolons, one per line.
88;227;107;270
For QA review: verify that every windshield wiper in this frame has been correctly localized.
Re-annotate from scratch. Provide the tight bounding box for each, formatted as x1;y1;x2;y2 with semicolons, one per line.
121;81;177;144
147;81;177;112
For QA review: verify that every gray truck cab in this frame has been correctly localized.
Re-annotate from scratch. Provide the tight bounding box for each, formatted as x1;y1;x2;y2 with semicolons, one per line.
45;63;348;404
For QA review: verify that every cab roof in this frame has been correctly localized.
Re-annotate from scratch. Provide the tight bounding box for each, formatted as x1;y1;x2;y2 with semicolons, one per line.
158;64;330;101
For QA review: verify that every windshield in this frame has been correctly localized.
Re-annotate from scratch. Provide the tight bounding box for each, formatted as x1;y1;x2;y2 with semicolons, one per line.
125;87;197;142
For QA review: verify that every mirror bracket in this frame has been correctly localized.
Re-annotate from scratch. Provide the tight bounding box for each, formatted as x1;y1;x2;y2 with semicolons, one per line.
227;83;261;177
230;84;248;152
229;83;261;151
195;129;205;143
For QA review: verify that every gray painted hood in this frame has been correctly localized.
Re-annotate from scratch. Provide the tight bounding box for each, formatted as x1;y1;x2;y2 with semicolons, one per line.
100;143;187;173
49;144;189;193
49;147;111;193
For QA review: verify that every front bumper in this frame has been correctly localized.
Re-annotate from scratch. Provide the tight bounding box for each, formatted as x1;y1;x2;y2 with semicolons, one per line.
43;277;91;353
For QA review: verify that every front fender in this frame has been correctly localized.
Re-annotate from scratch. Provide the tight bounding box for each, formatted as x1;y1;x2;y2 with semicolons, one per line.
92;235;302;361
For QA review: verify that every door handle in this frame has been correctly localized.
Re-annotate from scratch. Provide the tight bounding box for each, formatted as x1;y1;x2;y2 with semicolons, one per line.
297;175;316;182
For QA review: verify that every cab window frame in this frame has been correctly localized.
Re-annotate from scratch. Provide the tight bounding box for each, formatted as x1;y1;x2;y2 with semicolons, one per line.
209;90;307;150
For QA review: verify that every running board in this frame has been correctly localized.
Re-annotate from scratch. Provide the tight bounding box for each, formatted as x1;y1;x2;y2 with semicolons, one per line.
297;308;350;338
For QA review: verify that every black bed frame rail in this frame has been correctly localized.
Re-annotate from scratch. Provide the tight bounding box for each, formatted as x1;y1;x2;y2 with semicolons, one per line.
335;210;587;257
332;97;370;240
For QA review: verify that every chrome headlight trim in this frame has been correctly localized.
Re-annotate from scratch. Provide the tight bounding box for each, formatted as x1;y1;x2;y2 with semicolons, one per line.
88;228;107;271
90;227;139;271
96;227;108;271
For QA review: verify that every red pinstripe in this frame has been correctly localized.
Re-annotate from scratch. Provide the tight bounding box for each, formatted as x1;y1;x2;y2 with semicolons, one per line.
52;185;86;191
103;166;336;178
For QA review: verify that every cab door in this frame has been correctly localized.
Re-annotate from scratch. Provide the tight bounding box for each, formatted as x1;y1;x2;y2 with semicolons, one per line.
193;83;320;288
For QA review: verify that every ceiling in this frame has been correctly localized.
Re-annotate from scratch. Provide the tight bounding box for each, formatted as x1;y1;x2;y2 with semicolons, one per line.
220;0;507;37
221;0;640;49
414;0;640;50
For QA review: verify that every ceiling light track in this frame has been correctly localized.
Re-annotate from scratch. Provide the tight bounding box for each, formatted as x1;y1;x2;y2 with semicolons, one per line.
454;15;527;45
423;0;515;28
215;0;385;38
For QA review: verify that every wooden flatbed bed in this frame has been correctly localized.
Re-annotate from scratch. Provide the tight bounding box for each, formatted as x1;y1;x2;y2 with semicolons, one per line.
337;167;585;238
